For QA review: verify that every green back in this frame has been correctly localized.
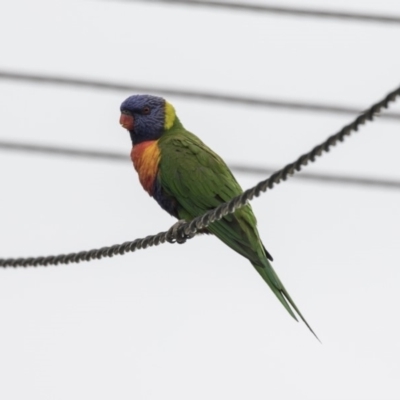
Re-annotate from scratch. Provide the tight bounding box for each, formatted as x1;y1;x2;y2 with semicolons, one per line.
157;124;319;339
158;126;266;266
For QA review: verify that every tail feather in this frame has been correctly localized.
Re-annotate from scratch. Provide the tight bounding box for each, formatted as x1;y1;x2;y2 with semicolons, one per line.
252;260;320;342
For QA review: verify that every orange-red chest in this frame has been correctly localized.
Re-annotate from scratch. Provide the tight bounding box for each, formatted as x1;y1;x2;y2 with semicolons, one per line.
130;140;161;195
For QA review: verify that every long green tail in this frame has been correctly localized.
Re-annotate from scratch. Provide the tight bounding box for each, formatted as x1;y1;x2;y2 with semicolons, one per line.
252;258;320;342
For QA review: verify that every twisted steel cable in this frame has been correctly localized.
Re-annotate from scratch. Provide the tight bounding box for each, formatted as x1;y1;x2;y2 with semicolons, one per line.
0;84;399;268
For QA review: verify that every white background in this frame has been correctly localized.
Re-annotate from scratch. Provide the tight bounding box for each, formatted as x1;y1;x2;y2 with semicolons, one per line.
0;0;399;399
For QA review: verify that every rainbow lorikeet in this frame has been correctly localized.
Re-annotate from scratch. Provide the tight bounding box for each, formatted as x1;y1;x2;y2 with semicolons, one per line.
120;94;317;338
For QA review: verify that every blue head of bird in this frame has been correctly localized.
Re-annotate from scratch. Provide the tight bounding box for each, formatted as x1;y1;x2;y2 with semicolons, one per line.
120;94;177;144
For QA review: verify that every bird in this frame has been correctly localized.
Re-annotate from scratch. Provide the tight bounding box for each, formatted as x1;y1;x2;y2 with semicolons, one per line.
119;94;318;339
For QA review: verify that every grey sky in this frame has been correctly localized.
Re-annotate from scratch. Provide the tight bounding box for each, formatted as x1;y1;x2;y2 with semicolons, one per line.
0;0;399;399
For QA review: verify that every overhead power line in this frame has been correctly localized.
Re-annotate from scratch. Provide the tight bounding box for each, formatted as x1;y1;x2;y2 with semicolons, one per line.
125;0;400;25
1;139;399;191
1;83;399;268
1;70;399;121
231;164;400;190
0;141;128;162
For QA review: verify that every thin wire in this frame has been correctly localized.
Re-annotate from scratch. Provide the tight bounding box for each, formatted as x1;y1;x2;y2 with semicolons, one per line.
123;0;400;25
230;165;400;190
1;139;399;190
1;70;399;120
0;141;127;162
1;83;398;268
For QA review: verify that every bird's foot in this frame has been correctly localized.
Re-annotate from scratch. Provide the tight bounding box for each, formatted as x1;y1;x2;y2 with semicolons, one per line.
166;220;196;244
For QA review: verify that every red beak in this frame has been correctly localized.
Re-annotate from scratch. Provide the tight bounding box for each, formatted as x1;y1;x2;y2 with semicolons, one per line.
119;114;134;130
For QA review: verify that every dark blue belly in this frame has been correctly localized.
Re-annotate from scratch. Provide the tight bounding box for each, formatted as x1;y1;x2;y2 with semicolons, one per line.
152;178;179;219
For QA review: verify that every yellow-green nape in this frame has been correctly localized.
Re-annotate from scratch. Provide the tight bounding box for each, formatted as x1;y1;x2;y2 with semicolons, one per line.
164;101;176;130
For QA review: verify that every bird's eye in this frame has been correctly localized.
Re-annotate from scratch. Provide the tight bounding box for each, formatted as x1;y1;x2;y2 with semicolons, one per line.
142;106;151;115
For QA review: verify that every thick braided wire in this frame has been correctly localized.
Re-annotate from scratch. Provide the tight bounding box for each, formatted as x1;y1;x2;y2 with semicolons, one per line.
1;86;399;268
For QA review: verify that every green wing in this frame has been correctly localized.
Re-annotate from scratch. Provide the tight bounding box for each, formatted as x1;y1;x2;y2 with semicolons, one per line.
158;130;266;263
158;129;318;339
